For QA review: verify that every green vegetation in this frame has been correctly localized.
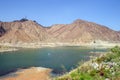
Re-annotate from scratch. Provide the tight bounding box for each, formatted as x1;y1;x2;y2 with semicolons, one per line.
55;46;120;80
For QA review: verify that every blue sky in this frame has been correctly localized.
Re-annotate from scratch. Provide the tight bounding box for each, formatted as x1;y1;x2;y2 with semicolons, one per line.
0;0;120;31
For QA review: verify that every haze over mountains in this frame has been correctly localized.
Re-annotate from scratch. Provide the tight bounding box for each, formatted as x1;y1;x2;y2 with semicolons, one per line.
0;18;120;46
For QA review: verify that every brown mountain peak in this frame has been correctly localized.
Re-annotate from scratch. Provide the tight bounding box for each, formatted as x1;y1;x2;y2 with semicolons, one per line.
0;20;48;43
72;19;87;24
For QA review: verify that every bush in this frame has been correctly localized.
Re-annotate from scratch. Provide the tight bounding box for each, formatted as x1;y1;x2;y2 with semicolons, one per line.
96;56;106;63
70;71;93;80
111;46;120;55
20;18;28;22
13;18;29;22
89;69;98;77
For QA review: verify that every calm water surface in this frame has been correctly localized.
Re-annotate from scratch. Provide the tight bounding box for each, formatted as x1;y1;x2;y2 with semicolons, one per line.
0;46;107;76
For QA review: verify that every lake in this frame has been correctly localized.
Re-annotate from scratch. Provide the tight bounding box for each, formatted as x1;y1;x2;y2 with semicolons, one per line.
0;46;107;76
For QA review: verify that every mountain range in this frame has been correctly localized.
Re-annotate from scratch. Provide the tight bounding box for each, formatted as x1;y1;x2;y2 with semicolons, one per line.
0;18;120;46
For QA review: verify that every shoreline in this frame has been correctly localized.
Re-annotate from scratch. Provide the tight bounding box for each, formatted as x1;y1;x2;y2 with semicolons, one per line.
0;67;52;80
0;48;18;53
0;45;114;80
55;52;108;79
0;42;119;53
0;42;120;48
55;46;120;80
0;55;95;80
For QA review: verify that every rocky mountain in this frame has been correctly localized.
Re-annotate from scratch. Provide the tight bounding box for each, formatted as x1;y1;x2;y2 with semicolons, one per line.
0;19;120;45
0;19;48;43
47;19;120;43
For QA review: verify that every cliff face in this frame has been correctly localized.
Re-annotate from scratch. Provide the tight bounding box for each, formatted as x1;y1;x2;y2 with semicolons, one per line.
47;19;120;43
0;19;120;44
0;20;48;43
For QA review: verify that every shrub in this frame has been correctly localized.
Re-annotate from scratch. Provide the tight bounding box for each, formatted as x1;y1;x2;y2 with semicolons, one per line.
20;18;28;22
13;18;29;22
96;56;106;63
89;69;98;77
111;46;120;55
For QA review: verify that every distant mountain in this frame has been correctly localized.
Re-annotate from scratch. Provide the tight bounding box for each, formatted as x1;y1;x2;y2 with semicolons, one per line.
0;19;120;45
0;20;48;43
47;19;120;43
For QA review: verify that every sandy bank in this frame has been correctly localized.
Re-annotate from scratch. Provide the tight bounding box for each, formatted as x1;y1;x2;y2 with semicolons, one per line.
0;48;18;53
0;67;52;80
0;42;120;49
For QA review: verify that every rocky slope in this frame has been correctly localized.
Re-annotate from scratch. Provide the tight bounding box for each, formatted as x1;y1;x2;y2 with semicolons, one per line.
0;19;120;45
0;20;48;44
47;19;120;43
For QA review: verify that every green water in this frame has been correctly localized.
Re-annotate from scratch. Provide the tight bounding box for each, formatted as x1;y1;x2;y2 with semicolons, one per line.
0;46;107;76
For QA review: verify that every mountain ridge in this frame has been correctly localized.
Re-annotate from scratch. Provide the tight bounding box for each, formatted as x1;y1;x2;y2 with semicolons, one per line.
0;20;48;43
47;19;120;43
0;18;120;47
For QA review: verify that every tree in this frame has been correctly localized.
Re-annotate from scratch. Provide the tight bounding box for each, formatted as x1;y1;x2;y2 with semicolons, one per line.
20;18;28;22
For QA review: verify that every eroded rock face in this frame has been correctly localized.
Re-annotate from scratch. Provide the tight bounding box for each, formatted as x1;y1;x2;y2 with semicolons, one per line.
0;19;120;44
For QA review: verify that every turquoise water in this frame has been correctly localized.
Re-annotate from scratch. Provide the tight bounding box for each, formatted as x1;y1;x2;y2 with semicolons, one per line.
0;46;107;76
